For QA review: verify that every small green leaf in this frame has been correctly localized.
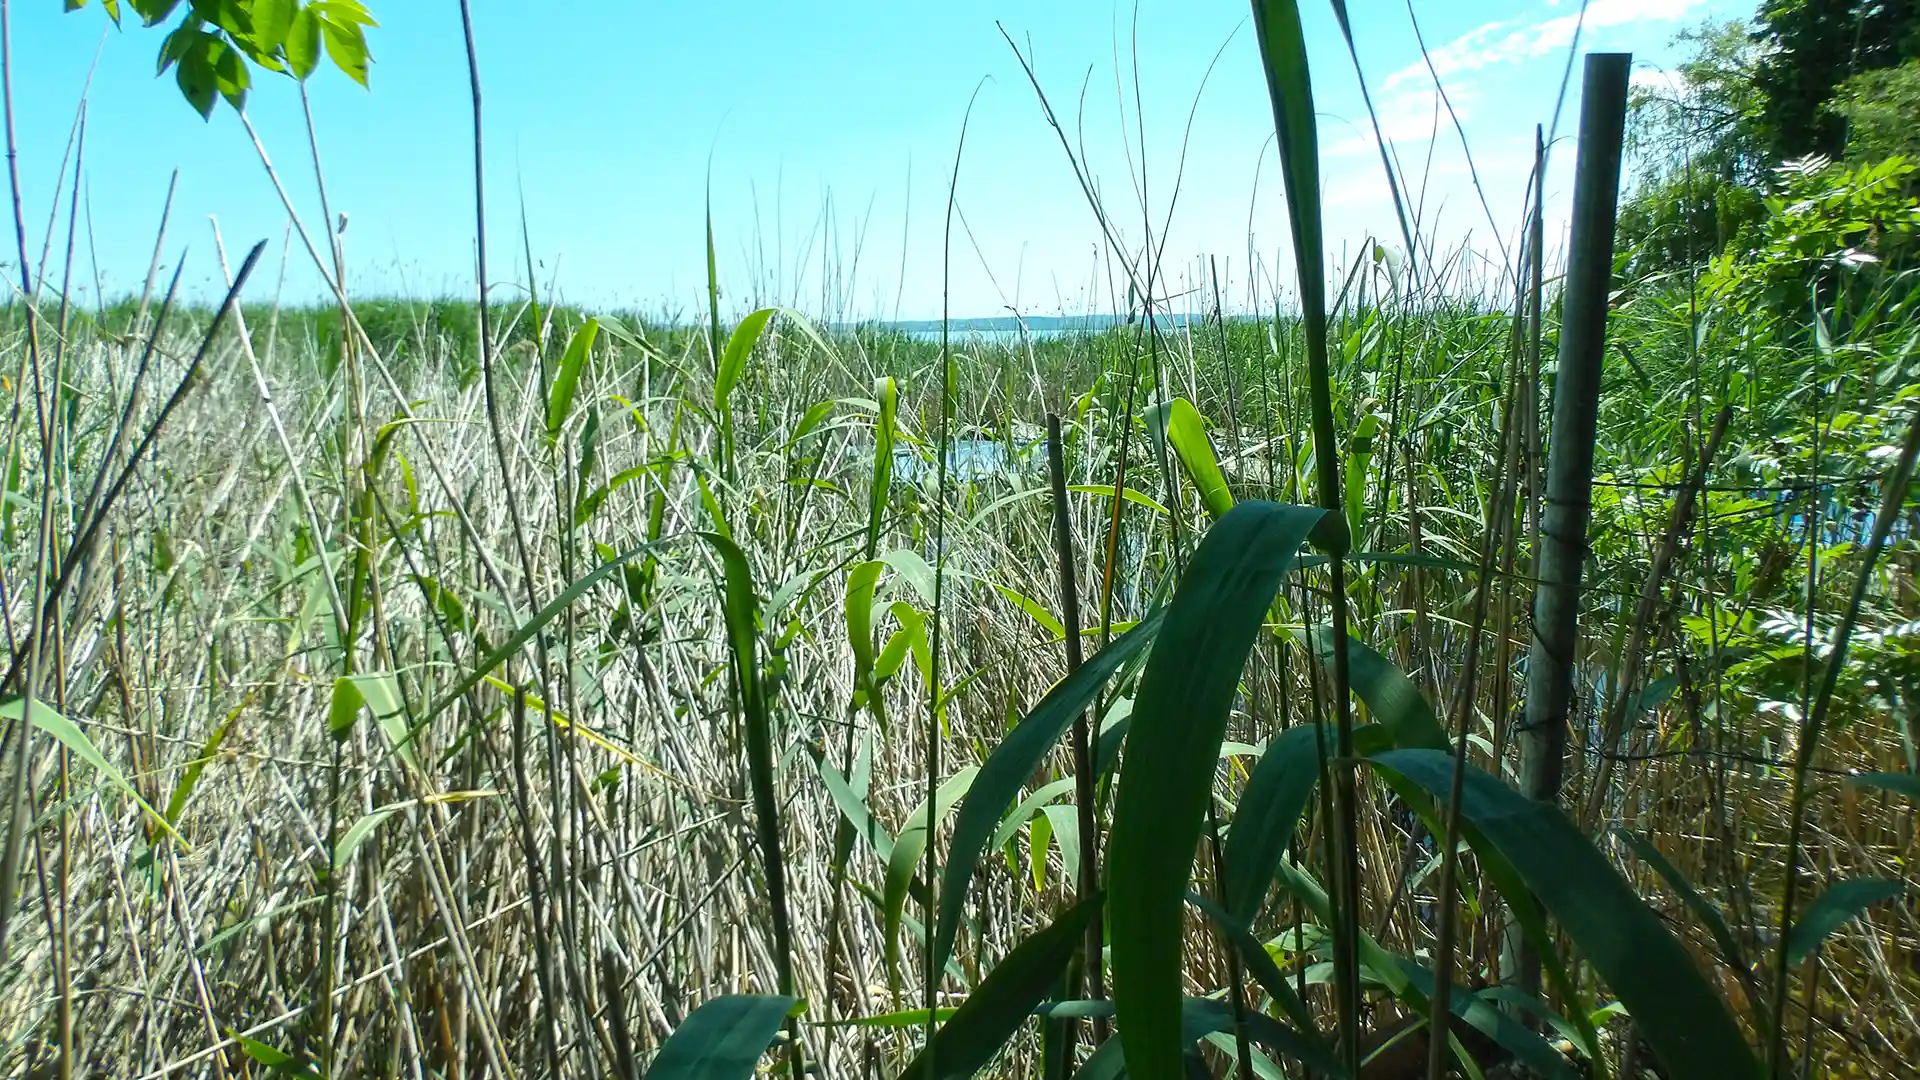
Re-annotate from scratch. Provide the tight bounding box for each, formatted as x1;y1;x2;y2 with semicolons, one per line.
885;766;979;981
788;398;836;447
317;8;369;86
715;308;777;414
175;40;218;118
210;35;249;110
327;672;416;770
164;704;241;825
1788;878;1905;966
650;994;796;1080
131;0;183;26
845;560;885;696
251;0;295;51
546;317;599;442
1312;630;1449;751
283;4;321;79
234;1034;320;1078
333;803;407;871
1220;724;1326;919
1027;808;1051;894
312;0;377;26
818;1006;959;1028
156;22;202;74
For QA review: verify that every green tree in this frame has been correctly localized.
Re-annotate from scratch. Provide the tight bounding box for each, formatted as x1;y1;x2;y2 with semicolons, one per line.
1751;0;1920;163
1833;58;1920;162
64;0;376;118
1627;21;1769;184
1618;22;1771;275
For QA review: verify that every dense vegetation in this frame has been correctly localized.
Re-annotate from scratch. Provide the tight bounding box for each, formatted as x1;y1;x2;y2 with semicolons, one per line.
3;1;1918;1079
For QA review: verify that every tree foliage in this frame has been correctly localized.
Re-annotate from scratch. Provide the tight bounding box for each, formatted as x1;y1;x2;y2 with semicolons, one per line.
1833;58;1920;163
64;0;377;119
1620;3;1920;275
1627;21;1769;185
1752;0;1920;163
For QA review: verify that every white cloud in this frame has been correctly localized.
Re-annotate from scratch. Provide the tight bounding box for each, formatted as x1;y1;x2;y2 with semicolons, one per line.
1325;86;1464;158
1383;0;1711;93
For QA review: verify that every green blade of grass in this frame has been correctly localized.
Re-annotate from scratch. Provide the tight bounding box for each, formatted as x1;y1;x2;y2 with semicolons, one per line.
1309;631;1449;751
1369;748;1762;1080
650;994;797;1080
1071;997;1348;1080
164;695;246;825
544;316;597;442
1246;2;1359;1065
1219;724;1324;920
896;893;1103;1080
415;541;666;732
2;696;184;847
701;533;798;1004
1787;878;1904;966
1615;827;1750;976
714;308;776;416
887;765;980;984
1107;500;1335;1080
1185;891;1321;1038
1154;398;1234;520
934;606;1168;978
1389;960;1581;1080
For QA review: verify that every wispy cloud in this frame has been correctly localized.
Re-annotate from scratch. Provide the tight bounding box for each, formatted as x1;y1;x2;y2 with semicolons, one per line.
1325;85;1464;158
1383;0;1710;93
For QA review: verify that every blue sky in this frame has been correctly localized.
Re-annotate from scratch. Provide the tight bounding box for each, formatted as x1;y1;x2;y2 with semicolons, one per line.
15;0;1744;320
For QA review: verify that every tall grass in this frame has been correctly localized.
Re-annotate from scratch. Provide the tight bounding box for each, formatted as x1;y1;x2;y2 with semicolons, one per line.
2;3;1919;1080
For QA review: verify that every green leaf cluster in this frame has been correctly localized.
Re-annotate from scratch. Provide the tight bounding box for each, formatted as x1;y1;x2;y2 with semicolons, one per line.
67;0;377;118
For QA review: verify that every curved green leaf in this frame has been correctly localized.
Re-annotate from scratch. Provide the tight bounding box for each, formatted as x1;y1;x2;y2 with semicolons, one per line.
1391;960;1580;1080
715;308;777;414
887;766;980;980
328;672;417;770
1369;749;1761;1080
896;894;1103;1080
1310;631;1448;751
1155;398;1234;520
546;316;599;442
1616;827;1749;976
416;541;666;731
333;803;407;872
1108;500;1335;1080
1848;771;1920;801
1071;996;1348;1080
2;696;183;846
847;560;886;702
1184;892;1320;1038
234;1034;319;1079
283;4;320;79
651;994;796;1080
1788;877;1904;966
164;700;242;825
934;607;1168;979
1220;724;1325;920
